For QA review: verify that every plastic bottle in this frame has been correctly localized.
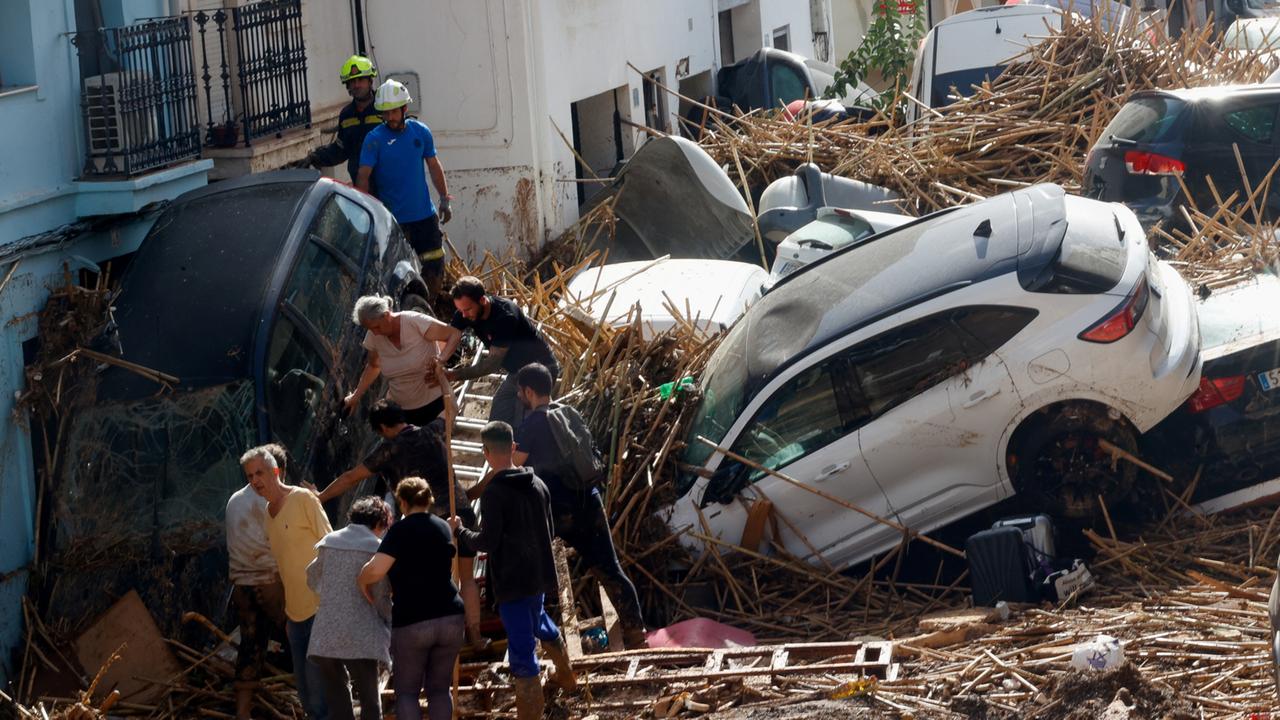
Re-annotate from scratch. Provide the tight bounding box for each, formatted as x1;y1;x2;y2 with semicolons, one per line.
582;627;609;653
657;376;695;400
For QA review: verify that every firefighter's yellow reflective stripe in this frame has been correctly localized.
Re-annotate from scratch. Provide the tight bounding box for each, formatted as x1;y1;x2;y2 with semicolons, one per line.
418;248;445;261
364;116;383;124
340;117;361;129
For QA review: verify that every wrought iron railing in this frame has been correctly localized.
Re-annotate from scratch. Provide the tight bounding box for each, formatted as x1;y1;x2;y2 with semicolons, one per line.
73;17;202;177
193;0;311;147
72;0;313;178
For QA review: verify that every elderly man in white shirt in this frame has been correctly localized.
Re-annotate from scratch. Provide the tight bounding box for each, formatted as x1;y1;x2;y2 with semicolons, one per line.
225;444;289;720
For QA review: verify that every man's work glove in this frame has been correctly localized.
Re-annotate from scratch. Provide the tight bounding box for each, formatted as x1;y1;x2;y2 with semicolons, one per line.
305;151;324;170
439;196;453;225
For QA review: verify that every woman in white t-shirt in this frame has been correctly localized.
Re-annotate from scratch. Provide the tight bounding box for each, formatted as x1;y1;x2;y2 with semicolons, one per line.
345;295;462;425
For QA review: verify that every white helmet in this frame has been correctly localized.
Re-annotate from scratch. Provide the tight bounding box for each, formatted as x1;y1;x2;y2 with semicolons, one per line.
373;79;411;112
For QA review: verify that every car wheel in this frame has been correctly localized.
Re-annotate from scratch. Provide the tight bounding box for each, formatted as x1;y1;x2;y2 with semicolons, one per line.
1010;407;1138;520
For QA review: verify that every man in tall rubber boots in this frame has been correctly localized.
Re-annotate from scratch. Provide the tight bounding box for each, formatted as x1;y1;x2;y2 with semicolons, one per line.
308;55;382;191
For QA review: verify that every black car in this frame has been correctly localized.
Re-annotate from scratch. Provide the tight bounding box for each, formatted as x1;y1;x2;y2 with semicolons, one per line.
1147;272;1280;498
1083;85;1280;229
43;170;430;629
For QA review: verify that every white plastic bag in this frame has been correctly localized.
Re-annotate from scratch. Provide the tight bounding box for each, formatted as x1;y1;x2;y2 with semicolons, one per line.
1070;634;1126;671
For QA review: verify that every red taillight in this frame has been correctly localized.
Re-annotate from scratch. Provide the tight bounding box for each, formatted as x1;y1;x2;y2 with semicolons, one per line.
1185;375;1247;413
1079;277;1149;343
1123;150;1185;176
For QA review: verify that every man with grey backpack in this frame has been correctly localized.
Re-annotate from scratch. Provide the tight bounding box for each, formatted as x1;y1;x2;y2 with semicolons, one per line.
509;362;648;649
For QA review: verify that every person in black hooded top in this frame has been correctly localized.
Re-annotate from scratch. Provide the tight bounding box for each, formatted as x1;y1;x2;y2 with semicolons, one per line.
449;421;574;720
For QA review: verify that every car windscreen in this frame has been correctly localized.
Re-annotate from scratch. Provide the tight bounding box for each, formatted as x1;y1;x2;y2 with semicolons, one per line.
789;214;875;251
680;322;752;493
931;66;1005;107
1095;96;1185;147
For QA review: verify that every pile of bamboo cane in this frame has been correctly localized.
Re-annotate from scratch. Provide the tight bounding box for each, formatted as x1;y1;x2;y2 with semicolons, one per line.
696;15;1273;213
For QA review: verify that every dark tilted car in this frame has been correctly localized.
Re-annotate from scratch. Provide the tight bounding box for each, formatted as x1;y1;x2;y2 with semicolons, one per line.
45;170;430;631
1083;85;1280;229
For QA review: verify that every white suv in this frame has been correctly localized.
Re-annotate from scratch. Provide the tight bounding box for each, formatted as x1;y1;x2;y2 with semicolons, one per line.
667;184;1201;570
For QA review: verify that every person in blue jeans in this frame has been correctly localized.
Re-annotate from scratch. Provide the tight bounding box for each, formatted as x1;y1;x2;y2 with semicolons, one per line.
450;422;575;720
356;79;452;299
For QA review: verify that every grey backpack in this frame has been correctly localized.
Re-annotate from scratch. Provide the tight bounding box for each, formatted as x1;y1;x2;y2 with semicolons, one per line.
544;403;606;491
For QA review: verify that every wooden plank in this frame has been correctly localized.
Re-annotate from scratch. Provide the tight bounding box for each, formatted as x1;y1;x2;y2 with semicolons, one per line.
553;540;583;659
74;590;182;705
457;660;875;692
599;584;622;652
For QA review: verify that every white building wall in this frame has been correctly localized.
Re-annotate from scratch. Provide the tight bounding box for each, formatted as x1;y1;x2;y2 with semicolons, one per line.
759;0;816;57
532;0;721;243
831;0;874;64
368;0;815;261
367;0;541;260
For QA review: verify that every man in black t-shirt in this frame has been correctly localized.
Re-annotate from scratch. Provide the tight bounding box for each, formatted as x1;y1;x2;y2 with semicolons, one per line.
318;400;469;526
446;275;560;431
511;363;649;650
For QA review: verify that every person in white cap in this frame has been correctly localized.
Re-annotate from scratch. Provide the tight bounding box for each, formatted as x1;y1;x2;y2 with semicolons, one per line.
357;79;453;297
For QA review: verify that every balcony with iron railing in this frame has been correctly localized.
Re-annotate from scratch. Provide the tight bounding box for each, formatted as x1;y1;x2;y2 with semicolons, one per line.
72;0;312;182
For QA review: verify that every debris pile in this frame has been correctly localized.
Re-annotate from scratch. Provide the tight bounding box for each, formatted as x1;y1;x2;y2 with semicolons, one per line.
696;16;1273;214
1155;195;1280;289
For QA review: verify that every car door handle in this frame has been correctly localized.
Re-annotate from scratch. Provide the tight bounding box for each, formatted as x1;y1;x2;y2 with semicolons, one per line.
962;387;1001;409
813;461;851;481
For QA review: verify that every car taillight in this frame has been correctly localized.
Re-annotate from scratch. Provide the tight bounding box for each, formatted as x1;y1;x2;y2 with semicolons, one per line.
1123;150;1185;176
1185;375;1247;413
1079;277;1149;343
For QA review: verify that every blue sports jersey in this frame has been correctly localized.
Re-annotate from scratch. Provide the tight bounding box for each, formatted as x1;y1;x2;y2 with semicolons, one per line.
358;119;437;223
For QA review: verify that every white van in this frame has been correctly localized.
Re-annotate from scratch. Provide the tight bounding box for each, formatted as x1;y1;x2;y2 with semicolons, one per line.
906;4;1064;124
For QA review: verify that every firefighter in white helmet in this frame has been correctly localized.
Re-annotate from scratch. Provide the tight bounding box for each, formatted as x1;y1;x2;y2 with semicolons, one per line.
357;79;453;298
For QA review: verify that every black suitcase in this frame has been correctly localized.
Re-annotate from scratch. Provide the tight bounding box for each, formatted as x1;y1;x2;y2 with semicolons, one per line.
966;526;1038;606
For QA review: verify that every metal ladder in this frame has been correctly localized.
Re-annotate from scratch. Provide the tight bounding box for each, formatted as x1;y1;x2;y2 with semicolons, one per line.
448;348;504;489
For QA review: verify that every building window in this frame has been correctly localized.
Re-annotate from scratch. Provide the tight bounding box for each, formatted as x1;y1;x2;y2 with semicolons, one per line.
0;1;37;89
718;10;735;67
773;25;790;52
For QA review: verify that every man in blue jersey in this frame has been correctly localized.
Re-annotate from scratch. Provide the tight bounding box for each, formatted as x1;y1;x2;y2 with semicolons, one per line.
357;79;453;297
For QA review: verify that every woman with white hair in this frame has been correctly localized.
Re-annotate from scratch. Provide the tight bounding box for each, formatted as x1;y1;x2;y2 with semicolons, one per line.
344;295;462;425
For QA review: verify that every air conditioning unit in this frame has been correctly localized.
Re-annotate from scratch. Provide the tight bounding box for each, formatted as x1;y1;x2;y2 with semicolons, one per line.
83;72;157;173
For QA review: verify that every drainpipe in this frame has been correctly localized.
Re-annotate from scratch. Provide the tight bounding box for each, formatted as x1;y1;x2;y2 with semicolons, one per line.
351;0;367;55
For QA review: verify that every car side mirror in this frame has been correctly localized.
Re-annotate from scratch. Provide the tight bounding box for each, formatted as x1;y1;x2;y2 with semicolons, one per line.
702;460;749;506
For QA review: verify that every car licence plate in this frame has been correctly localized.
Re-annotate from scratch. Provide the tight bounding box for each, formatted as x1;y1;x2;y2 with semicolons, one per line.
1261;367;1280;392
